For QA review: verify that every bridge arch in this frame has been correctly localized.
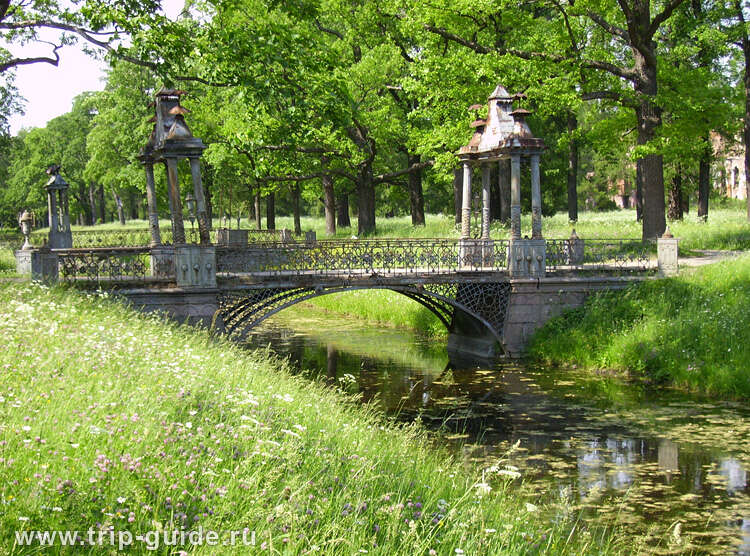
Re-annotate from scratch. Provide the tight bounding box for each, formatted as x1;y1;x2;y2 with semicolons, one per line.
213;282;511;349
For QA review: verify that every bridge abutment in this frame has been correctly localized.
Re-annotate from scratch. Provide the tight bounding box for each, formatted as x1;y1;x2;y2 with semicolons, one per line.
501;277;637;357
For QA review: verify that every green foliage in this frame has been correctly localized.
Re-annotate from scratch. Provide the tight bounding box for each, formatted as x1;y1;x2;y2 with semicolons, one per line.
528;255;750;398
0;283;621;554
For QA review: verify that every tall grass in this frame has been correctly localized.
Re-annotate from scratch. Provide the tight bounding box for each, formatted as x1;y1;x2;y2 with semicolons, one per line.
0;283;620;554
528;255;750;398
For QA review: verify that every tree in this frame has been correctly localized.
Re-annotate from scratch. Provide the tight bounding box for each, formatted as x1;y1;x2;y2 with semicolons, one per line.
418;0;695;239
3;94;97;226
730;0;750;221
85;61;158;224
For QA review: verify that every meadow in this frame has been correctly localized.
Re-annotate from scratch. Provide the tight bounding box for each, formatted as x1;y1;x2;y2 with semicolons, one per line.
0;283;620;554
527;254;750;398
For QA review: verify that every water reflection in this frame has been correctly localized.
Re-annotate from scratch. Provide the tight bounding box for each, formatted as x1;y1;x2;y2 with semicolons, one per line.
245;311;750;554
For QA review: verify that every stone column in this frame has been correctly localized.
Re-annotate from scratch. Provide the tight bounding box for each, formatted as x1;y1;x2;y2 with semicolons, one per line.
47;189;58;234
189;158;211;245
144;163;162;246
481;163;491;240
61;190;70;234
531;154;542;239
165;158;186;245
461;161;472;239
510;154;521;239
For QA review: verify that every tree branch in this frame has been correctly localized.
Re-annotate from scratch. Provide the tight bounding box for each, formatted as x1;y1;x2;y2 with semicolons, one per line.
424;23;638;81
0;41;60;72
581;89;636;107
314;19;344;40
586;12;629;41
649;0;690;37
373;160;433;185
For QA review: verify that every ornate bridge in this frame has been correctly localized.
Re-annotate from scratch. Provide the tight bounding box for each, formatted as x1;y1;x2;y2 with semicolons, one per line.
16;234;669;356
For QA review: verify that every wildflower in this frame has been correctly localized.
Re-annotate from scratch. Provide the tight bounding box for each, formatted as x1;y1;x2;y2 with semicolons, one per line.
475;482;492;496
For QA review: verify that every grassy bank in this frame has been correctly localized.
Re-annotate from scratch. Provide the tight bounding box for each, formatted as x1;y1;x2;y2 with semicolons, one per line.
305;290;446;338
528;255;750;398
0;283;618;554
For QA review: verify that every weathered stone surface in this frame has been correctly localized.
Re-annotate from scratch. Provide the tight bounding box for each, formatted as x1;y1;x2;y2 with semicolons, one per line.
657;236;679;276
501;276;635;356
15;248;58;282
175;245;216;288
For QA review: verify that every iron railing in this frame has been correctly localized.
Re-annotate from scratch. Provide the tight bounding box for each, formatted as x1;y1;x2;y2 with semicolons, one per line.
57;247;151;283
216;239;511;277
545;238;656;272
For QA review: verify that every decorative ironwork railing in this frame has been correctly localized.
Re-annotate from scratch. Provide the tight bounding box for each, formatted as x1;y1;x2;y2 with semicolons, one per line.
216;239;511;276
28;228;284;248
57;247;151;283
545;238;655;272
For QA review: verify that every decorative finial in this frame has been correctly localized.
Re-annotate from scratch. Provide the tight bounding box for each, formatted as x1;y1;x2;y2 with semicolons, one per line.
662;226;673;239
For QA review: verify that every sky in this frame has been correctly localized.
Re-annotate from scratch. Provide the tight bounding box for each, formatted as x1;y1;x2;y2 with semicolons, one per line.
6;0;183;136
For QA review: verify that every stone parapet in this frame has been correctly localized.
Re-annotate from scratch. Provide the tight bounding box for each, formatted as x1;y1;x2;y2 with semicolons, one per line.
508;239;545;278
15;248;59;282
175;245;216;288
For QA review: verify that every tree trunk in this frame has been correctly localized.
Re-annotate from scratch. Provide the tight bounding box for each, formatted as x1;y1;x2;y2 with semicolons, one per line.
98;183;105;224
266;192;275;230
634;47;666;239
453;167;462;224
407;153;426;226
204;170;213;228
321;156;336;236
697;146;710;221
88;184;97;225
337;193;350;228
739;0;750;221
128;189;138;220
357;163;376;236
292;183;302;235
567;114;579;223
635;164;643;221
668;167;683;221
254;192;261;230
113;191;126;226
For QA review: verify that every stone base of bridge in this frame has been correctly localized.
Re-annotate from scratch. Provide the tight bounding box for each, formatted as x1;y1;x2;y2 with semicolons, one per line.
501;276;639;357
118;287;219;328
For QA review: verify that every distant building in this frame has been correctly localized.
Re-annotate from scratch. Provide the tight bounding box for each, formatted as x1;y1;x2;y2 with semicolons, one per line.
712;133;747;200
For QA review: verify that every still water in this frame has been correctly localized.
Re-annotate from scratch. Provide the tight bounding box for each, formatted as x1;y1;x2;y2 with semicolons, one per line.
246;309;750;555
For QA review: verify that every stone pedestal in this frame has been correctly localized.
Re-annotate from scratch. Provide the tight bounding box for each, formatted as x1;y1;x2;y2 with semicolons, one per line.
508;239;546;278
305;231;317;243
566;235;585;266
657;235;679;276
16;248;58;282
458;239;494;269
217;229;248;247
175;245;216;288
150;246;175;279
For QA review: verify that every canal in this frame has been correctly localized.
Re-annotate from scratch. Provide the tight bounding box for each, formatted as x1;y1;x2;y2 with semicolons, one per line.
245;306;750;555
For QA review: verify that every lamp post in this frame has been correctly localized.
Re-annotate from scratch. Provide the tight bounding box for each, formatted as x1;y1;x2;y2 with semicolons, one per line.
185;192;197;231
18;210;33;250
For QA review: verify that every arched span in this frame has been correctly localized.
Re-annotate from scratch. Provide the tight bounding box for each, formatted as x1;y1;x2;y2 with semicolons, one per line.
214;282;511;345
